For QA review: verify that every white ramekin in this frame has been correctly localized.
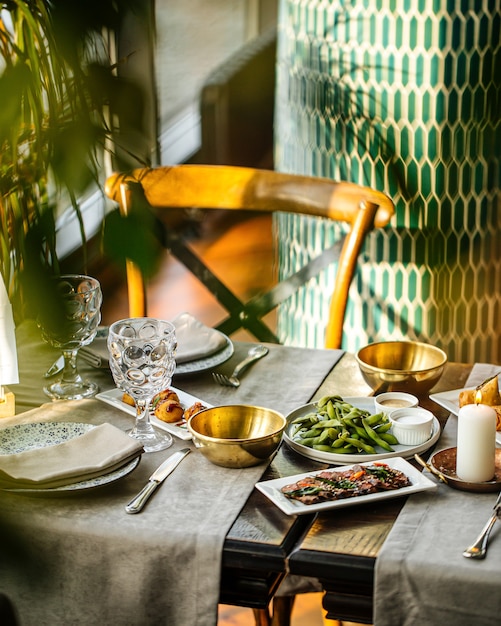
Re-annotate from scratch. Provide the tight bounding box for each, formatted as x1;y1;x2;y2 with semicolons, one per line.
389;407;434;446
374;392;419;416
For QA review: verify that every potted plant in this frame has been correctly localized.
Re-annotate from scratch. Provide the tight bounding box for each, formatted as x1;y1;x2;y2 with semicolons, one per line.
0;0;149;319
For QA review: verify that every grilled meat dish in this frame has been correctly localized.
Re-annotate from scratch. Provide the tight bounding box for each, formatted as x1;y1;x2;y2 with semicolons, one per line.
280;462;411;505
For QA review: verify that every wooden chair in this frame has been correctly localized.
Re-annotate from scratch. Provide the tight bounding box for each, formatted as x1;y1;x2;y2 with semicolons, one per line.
104;164;394;350
106;165;393;624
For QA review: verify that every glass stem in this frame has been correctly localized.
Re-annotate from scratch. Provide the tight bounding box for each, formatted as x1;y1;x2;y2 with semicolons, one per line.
61;349;83;385
133;398;155;437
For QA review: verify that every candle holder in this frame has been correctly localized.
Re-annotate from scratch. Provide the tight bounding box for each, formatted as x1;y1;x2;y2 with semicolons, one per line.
0;386;15;418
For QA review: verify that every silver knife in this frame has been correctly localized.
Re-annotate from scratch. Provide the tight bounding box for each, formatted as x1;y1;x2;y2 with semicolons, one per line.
44;355;64;378
125;448;190;514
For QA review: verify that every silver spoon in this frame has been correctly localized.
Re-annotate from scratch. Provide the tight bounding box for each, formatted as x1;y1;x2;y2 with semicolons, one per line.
212;344;269;388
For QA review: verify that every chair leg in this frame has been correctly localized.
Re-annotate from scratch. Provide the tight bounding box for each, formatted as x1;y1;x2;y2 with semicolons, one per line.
253;607;271;626
253;596;295;626
270;596;295;626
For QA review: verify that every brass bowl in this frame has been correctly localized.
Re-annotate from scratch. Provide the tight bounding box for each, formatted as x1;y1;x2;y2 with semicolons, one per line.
187;405;286;468
355;341;448;395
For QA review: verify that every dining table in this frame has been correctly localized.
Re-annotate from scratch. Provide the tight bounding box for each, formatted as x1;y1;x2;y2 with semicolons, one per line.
1;319;499;626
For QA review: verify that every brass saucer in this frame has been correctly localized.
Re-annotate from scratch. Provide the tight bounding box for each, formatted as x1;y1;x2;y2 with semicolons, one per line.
430;448;501;493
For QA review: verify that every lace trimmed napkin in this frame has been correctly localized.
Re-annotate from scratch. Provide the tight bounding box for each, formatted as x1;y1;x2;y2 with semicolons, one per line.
0;422;143;489
79;312;227;368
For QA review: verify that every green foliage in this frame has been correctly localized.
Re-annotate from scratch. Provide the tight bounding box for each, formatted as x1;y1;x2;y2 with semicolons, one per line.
0;0;147;318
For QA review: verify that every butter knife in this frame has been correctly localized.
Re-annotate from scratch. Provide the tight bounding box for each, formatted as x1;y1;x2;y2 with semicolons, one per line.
44;355;64;378
125;448;190;514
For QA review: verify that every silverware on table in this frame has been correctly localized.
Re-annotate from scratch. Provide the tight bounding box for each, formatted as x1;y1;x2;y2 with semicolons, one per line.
414;453;448;484
44;355;64;378
44;327;109;378
125;448;190;514
212;344;269;388
462;491;501;559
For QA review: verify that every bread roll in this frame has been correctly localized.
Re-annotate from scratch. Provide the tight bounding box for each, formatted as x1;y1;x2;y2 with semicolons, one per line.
459;374;501;408
153;388;180;404
493;406;501;431
122;393;135;407
154;399;184;423
477;375;501;405
458;374;501;430
183;401;207;421
459;389;473;407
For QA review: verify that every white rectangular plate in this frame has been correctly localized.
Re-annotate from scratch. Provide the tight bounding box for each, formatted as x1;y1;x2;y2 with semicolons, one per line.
96;387;211;440
430;388;465;417
430;387;501;445
255;456;437;516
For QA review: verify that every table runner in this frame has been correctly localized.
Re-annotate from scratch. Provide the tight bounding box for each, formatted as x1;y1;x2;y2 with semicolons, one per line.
0;321;344;626
374;363;501;626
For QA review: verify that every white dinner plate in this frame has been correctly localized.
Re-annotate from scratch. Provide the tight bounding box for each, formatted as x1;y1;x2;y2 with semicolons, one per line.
430;386;501;445
96;387;212;441
0;422;140;494
255;456;437;516
83;328;234;376
283;397;441;465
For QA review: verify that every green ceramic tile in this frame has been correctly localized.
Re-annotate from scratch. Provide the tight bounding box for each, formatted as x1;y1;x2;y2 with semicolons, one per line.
275;0;501;362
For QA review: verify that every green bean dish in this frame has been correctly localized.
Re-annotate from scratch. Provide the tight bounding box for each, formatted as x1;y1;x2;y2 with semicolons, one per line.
289;395;399;455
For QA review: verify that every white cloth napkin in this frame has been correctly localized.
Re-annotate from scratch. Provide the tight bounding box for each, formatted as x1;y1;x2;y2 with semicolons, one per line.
0;422;143;489
79;313;227;368
171;312;227;363
79;336;109;368
0;274;19;385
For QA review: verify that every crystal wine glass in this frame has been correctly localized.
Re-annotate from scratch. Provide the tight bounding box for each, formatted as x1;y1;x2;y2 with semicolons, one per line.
107;317;177;453
39;275;102;400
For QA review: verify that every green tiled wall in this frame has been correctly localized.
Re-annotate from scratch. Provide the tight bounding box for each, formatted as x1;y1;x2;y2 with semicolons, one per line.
274;0;501;363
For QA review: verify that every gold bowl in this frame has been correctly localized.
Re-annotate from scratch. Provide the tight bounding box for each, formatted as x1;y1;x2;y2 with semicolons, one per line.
187;405;286;468
355;341;448;395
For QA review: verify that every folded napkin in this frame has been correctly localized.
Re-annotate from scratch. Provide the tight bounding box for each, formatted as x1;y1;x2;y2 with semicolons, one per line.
79;312;227;368
80;337;109;368
171;312;227;364
0;422;143;489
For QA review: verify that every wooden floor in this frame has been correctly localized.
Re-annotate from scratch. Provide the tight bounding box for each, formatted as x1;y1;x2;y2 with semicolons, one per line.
99;212;367;626
217;594;339;626
100;211;277;340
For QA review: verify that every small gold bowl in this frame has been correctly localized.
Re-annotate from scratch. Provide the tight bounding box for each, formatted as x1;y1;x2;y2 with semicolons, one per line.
187;405;286;468
355;341;448;395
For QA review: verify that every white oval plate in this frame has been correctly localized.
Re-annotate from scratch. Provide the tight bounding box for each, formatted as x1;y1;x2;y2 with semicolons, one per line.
284;397;441;465
0;422;140;494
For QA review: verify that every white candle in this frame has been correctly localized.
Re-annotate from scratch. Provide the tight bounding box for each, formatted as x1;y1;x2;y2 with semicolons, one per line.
456;403;497;482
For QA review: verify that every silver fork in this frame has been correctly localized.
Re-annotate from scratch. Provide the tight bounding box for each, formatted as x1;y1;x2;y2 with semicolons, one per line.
212;344;269;388
463;491;501;559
